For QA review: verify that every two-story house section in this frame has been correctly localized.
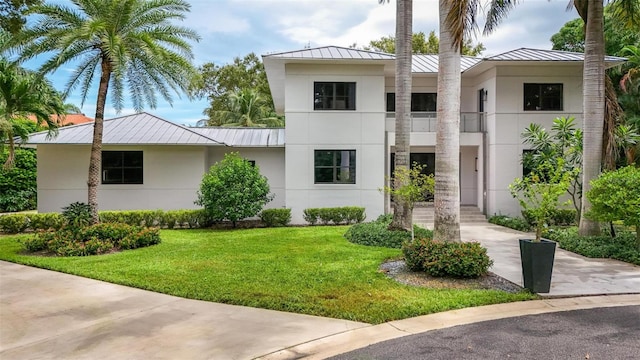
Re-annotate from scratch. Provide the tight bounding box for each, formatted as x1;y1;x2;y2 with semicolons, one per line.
263;46;626;223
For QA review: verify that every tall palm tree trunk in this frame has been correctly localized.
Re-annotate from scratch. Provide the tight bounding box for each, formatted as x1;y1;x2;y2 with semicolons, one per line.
433;0;461;242
88;57;111;224
391;0;413;231
578;1;605;236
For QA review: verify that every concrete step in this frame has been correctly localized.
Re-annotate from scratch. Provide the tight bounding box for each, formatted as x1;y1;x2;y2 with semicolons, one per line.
411;205;487;224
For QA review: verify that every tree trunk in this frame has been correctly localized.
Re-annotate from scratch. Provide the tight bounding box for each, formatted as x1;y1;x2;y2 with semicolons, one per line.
390;0;413;232
88;56;111;225
578;1;604;236
3;134;16;169
433;0;461;242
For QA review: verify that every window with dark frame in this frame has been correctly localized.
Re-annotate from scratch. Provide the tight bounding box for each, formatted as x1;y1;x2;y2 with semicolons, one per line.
524;83;563;111
102;151;143;184
314;82;356;110
314;150;356;184
386;93;437;112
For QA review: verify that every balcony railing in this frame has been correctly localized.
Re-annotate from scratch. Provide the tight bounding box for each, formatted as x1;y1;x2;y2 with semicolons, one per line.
385;112;485;133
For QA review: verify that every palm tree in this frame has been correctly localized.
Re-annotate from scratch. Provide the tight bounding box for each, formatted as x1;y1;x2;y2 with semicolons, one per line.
0;58;63;169
14;0;199;224
212;89;283;127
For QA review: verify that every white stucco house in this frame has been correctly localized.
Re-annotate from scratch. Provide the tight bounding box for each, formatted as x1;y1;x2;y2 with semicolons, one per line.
26;46;625;224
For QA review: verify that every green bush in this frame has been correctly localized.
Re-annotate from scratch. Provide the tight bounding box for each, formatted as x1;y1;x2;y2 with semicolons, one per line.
196;153;272;227
522;209;577;227
303;207;366;226
61;202;92;228
24;223;161;256
0;214;29;233
545;227;640;265
402;238;493;278
260;208;291;227
0;148;37;212
344;214;431;249
488;215;531;232
26;213;65;231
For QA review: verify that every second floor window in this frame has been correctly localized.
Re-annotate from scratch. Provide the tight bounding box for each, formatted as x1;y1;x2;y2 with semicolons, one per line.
386;93;437;112
314;82;356;110
524;83;563;111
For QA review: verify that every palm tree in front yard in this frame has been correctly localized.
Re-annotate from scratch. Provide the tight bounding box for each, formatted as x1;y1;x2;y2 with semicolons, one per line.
13;0;199;224
0;58;64;169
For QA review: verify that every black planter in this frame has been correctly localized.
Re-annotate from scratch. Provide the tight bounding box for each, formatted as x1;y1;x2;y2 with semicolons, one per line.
519;238;556;293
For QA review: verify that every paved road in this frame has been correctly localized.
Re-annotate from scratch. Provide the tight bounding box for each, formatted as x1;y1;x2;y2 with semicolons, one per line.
330;305;640;360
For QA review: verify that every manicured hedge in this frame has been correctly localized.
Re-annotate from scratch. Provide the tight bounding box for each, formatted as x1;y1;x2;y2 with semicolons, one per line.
344;214;432;249
303;206;366;225
259;208;292;227
403;238;493;278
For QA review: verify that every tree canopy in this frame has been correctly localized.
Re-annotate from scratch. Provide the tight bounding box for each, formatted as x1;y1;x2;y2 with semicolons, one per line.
363;30;485;56
192;53;275;123
0;0;41;34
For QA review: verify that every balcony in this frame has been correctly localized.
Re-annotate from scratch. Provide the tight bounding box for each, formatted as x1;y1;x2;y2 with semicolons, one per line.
385;112;485;133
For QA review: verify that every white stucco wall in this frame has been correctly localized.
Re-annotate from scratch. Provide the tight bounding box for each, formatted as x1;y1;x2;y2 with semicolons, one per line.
37;144;209;213
206;147;286;209
284;63;386;223
486;65;583;217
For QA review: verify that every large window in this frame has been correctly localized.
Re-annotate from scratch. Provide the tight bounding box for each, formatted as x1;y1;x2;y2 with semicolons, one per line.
386;93;437;112
314;150;356;184
524;83;563;111
314;82;356;110
102;151;143;184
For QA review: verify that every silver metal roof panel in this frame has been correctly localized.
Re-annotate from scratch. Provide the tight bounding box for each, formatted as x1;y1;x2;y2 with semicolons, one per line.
25;112;224;145
486;48;627;63
411;55;482;73
191;127;285;147
264;46;395;60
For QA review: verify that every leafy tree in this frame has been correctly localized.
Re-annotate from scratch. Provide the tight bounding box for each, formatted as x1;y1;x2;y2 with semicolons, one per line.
196;152;272;227
0;147;36;212
14;0;199;224
192;53;274;123
0;0;41;34
586;165;640;246
0;57;63;169
521;117;583;217
365;30;485;56
210;89;283;127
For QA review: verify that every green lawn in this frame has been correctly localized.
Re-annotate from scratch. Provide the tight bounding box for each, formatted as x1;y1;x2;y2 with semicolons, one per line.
0;227;534;324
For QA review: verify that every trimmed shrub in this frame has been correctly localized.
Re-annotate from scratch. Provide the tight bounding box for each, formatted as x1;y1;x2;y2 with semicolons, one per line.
522;209;577;227
344;214;431;249
0;214;29;234
303;207;366;226
544;227;640;266
260;208;292;227
403;238;493;278
26;213;65;231
24;223;161;256
488;215;531;232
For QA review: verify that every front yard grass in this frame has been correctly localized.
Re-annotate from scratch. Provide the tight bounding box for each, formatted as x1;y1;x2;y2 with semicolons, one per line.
0;227;534;324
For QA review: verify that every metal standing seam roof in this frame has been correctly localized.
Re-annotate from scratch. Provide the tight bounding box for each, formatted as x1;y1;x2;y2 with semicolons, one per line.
412;55;482;73
485;47;627;63
190;127;285;147
263;46;395;60
24;112;226;145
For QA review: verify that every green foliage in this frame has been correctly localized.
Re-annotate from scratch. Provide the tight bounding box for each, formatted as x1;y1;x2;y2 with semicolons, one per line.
192;53;278;125
302;206;366;226
259;208;291;227
381;163;435;212
196;153;272;227
364;30;485;56
521;208;578;227
488;215;532;232
22;223;161;256
0;0;42;34
0;213;28;233
545;227;640;265
26;213;64;231
0;148;37;212
403;238;493;278
61;202;92;228
209;88;283;127
345;214;431;249
586;166;640;243
510;159;577;241
99;209;209;229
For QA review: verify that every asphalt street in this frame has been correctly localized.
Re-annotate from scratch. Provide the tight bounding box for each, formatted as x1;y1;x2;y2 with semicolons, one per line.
330;305;640;360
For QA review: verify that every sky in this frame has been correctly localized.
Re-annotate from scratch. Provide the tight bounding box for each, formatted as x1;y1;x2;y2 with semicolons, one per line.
25;0;582;126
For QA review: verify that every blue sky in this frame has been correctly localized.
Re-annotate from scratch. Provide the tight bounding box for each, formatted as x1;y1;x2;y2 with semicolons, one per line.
22;0;580;126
